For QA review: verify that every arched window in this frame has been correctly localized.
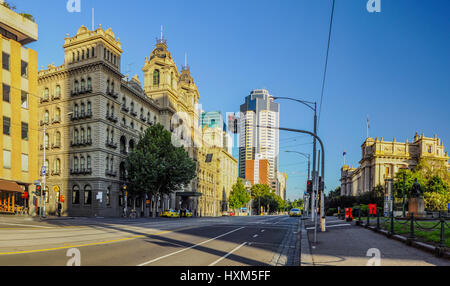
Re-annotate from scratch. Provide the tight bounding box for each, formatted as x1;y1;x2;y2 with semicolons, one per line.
74;156;79;170
110;129;114;142
87;127;91;142
72;185;80;204
87;101;92;115
55;85;61;97
44;133;49;148
80;128;85;143
44;110;49;123
120;136;127;154
122;118;126;126
44;88;49;100
74;80;79;92
130;102;134;112
80;156;85;170
87;77;92;90
77;51;80;61
81;79;85;91
111;80;115;92
129;139;135;151
55;108;61;121
74;104;79;117
110;157;113;171
92;47;95;57
80;102;85;116
106;79;110;92
153;69;160;87
122;97;126;106
106;103;110;116
44;159;49;172
106;155;109;170
87;156;91;170
54;158;60;172
86;48;89;58
74;129;79;144
119;162;126;180
130;121;134;129
84;185;92;205
55;131;61;146
82;50;85;60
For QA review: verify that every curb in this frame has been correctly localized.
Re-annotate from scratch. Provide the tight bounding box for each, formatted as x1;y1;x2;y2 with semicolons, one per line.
300;218;314;266
357;221;450;260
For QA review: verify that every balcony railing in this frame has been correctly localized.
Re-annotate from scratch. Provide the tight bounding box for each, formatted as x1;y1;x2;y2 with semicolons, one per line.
105;141;118;149
40;120;49;126
70;168;92;175
70;111;92;121
106;114;118;123
106;89;118;99
40;97;50;104
140;115;147;122
71;87;92;97
52;117;61;124
130;110;137;117
51;170;61;176
51;143;61;149
105;170;117;177
121;105;129;113
51;94;61;100
40;144;49;150
70;139;93;147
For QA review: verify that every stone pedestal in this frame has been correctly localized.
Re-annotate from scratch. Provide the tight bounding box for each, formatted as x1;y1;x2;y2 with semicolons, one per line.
408;197;426;218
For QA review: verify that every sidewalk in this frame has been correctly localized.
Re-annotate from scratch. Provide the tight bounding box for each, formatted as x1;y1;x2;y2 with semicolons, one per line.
302;216;450;266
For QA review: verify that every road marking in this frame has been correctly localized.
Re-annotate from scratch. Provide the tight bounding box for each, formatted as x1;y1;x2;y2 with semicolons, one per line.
137;227;245;266
253;234;258;238
306;223;350;230
261;230;265;232
0;223;53;229
0;228;184;256
208;242;247;266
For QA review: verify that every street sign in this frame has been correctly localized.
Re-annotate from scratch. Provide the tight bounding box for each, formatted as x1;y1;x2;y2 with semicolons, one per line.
41;166;46;176
34;180;41;186
53;185;60;192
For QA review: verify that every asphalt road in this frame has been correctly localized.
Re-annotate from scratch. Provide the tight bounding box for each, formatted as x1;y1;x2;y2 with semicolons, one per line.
0;215;300;266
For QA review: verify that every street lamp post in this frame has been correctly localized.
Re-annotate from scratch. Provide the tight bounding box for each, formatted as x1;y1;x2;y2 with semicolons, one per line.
284;151;311;217
271;96;318;223
254;124;325;243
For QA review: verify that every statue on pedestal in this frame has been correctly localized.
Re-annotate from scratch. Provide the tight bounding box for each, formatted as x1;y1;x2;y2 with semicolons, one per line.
408;179;425;218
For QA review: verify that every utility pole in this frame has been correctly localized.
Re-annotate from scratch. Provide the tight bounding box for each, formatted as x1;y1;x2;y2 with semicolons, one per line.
42;123;46;218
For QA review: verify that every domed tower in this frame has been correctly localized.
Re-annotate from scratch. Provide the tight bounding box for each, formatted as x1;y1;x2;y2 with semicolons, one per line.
142;29;180;131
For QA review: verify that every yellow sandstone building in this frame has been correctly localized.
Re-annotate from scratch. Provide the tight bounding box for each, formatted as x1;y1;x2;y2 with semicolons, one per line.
0;2;38;214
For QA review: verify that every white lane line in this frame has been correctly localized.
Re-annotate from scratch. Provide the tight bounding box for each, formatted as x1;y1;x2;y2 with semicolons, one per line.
137;227;245;266
0;223;53;229
253;234;258;238
306;224;350;230
208;242;247;266
261;230;265;233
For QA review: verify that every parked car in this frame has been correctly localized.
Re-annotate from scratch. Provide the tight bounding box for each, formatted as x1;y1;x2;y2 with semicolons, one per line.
289;208;302;217
180;210;192;217
161;209;180;218
222;211;235;217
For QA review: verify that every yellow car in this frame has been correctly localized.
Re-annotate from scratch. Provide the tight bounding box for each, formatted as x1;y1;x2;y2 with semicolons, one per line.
161;209;180;218
289;208;302;217
180;210;193;217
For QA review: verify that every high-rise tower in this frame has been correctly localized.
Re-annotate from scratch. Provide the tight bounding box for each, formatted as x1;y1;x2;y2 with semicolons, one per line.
239;89;279;191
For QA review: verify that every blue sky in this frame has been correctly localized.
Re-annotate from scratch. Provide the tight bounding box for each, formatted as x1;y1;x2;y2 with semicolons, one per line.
15;0;450;201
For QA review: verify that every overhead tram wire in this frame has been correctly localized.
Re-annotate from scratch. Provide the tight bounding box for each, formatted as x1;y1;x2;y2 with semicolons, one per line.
317;0;336;129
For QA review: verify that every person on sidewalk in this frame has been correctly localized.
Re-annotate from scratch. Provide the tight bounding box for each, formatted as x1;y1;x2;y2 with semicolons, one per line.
57;202;62;217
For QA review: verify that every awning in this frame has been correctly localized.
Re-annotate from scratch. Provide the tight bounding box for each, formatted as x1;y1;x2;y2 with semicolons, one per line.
0;180;24;193
175;191;202;197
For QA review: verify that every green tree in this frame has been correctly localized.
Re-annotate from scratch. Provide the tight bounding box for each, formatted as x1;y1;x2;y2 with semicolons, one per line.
126;123;197;217
228;179;251;212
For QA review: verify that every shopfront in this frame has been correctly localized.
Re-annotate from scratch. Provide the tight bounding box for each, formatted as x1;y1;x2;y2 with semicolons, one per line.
0;180;25;214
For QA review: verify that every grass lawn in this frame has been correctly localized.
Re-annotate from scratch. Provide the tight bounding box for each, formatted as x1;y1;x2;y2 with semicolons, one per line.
355;217;450;248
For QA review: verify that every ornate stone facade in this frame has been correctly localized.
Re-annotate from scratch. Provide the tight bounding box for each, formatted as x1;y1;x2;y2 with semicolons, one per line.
340;133;450;196
38;25;161;217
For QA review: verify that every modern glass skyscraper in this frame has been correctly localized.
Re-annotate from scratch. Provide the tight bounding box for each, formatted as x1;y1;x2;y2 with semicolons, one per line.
239;89;279;191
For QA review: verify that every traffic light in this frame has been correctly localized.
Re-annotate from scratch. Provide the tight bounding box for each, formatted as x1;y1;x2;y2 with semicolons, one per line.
319;177;324;191
307;180;313;193
35;185;42;196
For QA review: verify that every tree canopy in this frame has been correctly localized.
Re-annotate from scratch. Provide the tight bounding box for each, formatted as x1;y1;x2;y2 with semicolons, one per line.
228;178;251;210
126;123;197;216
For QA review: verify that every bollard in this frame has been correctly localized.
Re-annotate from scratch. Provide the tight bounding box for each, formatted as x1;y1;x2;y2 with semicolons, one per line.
366;214;370;228
376;212;380;231
408;212;415;241
440;214;445;248
389;210;394;236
